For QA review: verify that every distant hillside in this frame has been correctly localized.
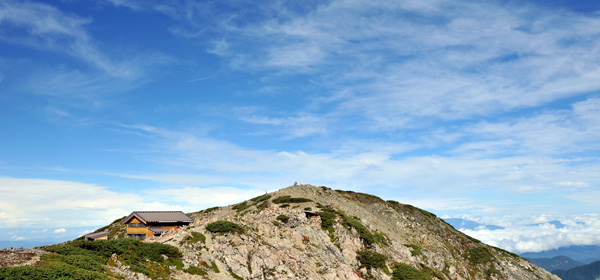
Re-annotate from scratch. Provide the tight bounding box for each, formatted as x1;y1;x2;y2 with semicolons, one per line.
521;245;600;264
552;261;600;280
527;256;584;272
1;184;559;280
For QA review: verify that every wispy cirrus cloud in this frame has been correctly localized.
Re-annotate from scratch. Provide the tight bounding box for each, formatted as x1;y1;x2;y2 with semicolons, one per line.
0;1;117;76
456;97;600;156
0;1;175;116
239;113;328;139
152;0;600;127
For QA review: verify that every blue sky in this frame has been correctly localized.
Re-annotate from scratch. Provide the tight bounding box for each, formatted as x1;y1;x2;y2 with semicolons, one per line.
1;0;600;252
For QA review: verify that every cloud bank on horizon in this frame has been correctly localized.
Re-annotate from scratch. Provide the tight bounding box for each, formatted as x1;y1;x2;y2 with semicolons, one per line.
1;0;599;252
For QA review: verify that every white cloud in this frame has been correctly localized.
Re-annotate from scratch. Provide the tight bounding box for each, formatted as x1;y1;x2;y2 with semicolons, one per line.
102;0;142;10
558;181;588;188
462;214;600;253
11;235;26;241
146;186;265;210
112;124;600;218
0;177;156;227
0;177;270;228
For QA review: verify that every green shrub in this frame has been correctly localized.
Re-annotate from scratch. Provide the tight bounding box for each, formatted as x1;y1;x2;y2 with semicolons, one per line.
184;265;207;275
466;235;482;243
206;221;244;233
374;232;389;245
251;194;271;202
468;247;492;264
272;195;312;204
184;232;206;244
420;266;446;279
164;258;184;269
357;250;387;270
342;215;376;246
41;254;105;272
229;269;244;280
276;214;289;223
279;204;290;208
336;190;385;204
316;209;338;233
203;206;220;213
210;262;220;273
304;207;312;211
403;204;436;218
42;238;183;278
404;244;423;257
272;221;280;226
392;263;432;280
232;202;250;212
0;262;108;280
253;200;269;212
486;263;500;277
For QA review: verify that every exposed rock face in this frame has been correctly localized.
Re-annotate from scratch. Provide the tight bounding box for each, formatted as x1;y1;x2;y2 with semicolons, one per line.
146;184;558;280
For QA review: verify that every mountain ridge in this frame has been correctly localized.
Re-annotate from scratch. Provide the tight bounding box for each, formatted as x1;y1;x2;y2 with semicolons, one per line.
1;184;559;280
526;256;584;272
521;245;600;264
552;261;600;280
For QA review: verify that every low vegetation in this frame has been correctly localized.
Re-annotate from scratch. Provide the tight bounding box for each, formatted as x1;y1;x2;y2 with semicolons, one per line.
316;208;388;246
404;244;423;257
88;216;127;240
232;201;251;212
316;208;338;233
205;221;244;233
207;261;220;273
357;250;387;271
335;189;385;204
250;194;271;203
392;263;432;280
468;246;493;265
401;204;436;218
184;232;206;244
184;265;207;276
342;215;379;246
0;239;183;280
276;214;289;223
272;195;312;204
202;206;220;214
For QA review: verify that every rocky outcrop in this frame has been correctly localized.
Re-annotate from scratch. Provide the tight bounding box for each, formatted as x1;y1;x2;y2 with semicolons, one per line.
145;184;558;280
0;247;46;267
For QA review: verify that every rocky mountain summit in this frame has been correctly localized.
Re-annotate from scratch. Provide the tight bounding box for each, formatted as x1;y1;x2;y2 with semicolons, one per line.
1;184;559;280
